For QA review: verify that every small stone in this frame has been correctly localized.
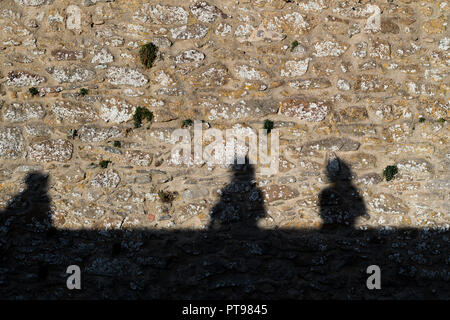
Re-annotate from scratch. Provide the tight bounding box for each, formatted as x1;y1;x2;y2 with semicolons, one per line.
234;65;269;81
354;75;394;93
371;104;412;122
14;0;49;6
189;63;229;87
170;24;209;40
91;48;114;64
313;40;348;57
135;4;189;25
28;139;72;163
280;97;331;122
46;66;96;83
205;100;277;121
51;49;84;61
100;98;136;123
0;127;24;159
190;2;223;23
182;187;209;200
381;123;414;143
370;39;391;60
24;124;52;137
3;102;45;122
173;50;205;64
7;71;46;87
387;144;434;156
336;79;351;91
124;150;153;166
133;175;152;184
381;19;400;34
107;67;148;87
238;25;286;42
302;137;360;153
91;169;120;188
78;125;122;142
280;59;310;78
334;106;368;122
152;37;172;49
397;159;433;174
51;100;98;123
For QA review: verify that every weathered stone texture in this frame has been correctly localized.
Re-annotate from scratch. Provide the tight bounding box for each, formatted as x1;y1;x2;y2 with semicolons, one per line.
3;102;45;122
46;66;96;83
7;71;46;87
90;169;120;188
0;127;24;159
28;139;73;162
51;100;98;123
106;67;148;87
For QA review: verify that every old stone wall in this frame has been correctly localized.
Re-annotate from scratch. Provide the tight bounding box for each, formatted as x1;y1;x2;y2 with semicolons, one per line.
0;0;448;231
0;0;449;299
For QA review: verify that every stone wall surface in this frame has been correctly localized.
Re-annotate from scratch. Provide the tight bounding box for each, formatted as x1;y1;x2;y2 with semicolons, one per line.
0;0;449;299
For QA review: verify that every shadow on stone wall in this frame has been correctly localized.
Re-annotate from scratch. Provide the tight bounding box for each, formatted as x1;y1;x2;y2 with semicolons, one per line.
0;159;448;299
319;155;368;231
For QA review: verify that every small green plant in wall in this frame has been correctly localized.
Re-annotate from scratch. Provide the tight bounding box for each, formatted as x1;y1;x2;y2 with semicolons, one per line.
158;190;177;203
139;42;158;69
133;107;153;128
113;140;121;148
29;87;39;96
418;117;426;123
383;165;398;182
182;119;194;128
438;118;446;123
290;40;299;52
68;129;78;139
79;88;88;96
99;160;111;168
264;119;274;134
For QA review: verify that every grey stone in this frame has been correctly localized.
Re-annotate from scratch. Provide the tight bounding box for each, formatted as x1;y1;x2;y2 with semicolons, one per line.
91;169;120;188
28;139;73;162
182;187;209;200
0;127;24;159
78;125;122;142
7;71;46;87
3;102;45;122
302;137;360;153
46;66;96;83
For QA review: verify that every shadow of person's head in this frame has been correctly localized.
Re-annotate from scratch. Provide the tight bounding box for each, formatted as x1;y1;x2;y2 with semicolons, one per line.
24;172;49;193
4;172;51;227
208;156;266;232
325;155;353;183
319;155;368;230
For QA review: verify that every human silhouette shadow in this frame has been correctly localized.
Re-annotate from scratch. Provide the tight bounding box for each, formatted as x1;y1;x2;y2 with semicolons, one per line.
0;172;53;283
209;158;266;232
0;172;52;233
319;156;368;232
0;167;448;299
